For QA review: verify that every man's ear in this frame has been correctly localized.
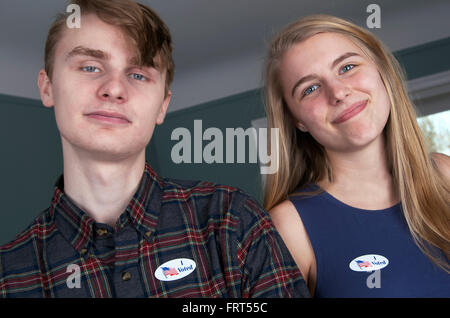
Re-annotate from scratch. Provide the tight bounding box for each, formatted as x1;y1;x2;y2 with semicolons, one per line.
155;90;171;125
37;69;54;108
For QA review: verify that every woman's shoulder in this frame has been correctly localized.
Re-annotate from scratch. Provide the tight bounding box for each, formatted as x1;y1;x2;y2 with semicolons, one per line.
269;199;316;289
269;199;299;222
431;152;450;180
269;199;308;250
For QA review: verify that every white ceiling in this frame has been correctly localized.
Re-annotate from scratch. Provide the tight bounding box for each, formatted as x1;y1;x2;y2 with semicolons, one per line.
1;0;450;111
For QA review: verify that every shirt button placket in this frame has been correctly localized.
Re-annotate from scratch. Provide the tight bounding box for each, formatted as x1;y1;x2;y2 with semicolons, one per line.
113;227;145;297
114;266;143;297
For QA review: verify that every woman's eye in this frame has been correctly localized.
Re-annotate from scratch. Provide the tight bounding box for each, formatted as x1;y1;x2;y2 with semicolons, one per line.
303;84;319;96
130;73;147;81
81;66;100;73
339;64;355;74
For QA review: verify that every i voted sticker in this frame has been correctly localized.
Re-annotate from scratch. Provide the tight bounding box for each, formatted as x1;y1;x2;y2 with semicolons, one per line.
349;254;389;272
155;258;196;281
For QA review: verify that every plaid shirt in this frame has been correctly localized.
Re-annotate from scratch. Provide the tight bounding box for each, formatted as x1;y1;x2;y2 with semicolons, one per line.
0;163;309;298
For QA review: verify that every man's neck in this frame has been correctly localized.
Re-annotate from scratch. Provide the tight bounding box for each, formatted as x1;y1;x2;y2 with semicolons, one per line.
62;142;146;227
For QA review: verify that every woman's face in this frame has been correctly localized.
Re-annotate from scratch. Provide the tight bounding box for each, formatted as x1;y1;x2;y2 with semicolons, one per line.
279;32;391;153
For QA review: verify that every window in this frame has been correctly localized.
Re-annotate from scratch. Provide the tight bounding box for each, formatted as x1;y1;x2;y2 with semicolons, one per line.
417;109;450;156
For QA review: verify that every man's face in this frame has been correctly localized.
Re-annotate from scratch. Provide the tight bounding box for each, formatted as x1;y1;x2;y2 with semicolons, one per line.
38;14;171;161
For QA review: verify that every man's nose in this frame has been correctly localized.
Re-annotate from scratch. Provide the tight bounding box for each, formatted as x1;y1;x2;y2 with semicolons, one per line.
97;75;128;103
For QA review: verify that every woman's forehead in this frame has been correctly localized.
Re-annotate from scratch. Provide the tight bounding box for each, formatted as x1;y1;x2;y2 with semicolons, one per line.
280;32;370;79
288;33;363;62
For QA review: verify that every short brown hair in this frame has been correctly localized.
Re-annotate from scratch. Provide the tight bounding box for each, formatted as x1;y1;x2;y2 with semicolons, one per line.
44;0;174;95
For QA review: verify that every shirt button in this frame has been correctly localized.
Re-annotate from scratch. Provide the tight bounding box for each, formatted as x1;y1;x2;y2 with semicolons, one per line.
96;228;108;236
80;248;88;255
122;271;131;281
145;231;151;237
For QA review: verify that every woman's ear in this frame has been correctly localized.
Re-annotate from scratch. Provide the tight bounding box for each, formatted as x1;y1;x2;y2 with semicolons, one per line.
296;121;308;132
37;69;54;108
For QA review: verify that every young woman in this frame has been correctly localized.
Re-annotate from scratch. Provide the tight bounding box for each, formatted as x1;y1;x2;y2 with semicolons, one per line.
263;15;450;297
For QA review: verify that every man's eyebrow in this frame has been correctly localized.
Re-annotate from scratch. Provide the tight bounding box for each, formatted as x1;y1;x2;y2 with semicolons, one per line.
129;55;163;73
128;56;158;70
290;52;361;97
66;45;163;72
65;46;110;61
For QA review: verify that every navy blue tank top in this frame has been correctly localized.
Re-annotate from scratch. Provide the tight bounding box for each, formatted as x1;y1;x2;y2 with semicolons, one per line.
289;185;450;297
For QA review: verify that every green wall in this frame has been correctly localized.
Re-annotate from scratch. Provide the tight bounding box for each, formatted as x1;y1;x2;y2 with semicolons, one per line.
1;37;449;245
148;89;266;202
0;95;63;245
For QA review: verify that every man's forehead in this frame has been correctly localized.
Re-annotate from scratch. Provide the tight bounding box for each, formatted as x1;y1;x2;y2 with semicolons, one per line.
58;14;131;54
55;13;164;71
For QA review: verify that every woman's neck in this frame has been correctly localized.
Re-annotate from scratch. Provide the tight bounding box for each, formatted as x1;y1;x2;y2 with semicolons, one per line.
318;135;400;210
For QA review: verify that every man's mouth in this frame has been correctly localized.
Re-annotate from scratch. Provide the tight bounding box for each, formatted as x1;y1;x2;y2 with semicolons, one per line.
85;110;131;124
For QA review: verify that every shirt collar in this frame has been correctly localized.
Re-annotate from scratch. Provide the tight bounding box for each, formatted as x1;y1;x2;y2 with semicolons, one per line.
50;163;162;256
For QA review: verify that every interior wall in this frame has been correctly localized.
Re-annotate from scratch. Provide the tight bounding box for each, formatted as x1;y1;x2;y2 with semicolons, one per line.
0;35;449;246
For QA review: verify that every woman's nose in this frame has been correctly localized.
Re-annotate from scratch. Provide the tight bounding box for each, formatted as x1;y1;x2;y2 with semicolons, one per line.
327;79;351;106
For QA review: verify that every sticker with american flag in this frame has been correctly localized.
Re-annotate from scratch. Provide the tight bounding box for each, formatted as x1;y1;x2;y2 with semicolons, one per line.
349;254;389;272
162;267;179;278
155;258;197;281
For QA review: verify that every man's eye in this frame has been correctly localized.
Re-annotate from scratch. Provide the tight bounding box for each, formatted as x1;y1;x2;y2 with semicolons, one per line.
81;66;100;73
339;64;355;74
130;73;147;81
303;84;319;96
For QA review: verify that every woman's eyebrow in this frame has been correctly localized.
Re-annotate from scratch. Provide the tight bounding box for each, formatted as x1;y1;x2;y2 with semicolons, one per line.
330;52;360;69
291;74;318;97
290;52;361;97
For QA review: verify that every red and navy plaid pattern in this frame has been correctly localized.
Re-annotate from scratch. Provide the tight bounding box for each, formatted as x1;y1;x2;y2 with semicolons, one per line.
0;163;309;298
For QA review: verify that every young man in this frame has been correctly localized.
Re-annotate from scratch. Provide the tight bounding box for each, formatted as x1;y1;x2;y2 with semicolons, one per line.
0;0;309;298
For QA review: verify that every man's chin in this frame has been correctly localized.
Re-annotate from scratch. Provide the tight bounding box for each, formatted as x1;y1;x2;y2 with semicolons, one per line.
61;134;149;162
85;145;147;161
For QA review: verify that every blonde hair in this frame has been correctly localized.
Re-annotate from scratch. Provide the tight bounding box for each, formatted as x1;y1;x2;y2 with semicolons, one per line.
263;15;450;272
